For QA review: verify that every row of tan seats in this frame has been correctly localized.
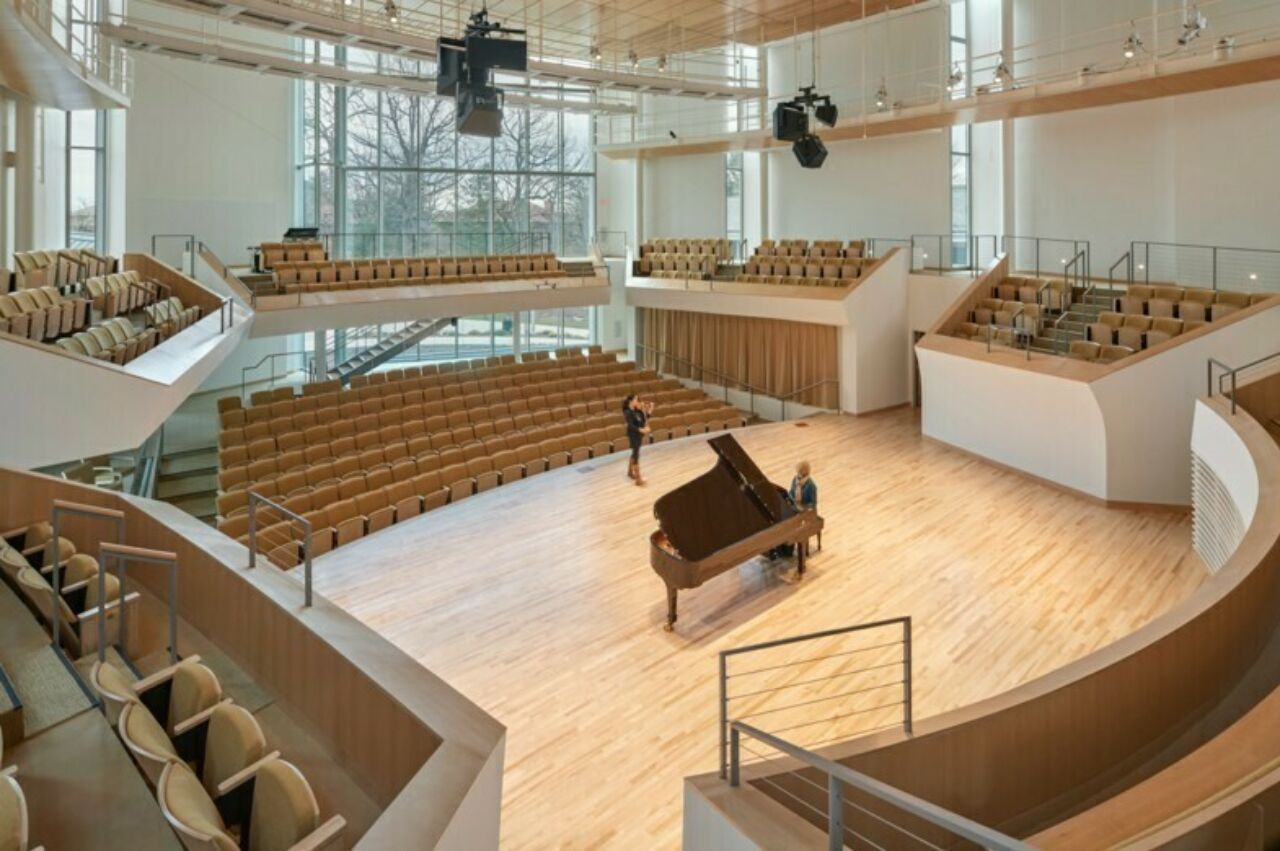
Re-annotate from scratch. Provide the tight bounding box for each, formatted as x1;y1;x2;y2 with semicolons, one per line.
741;256;874;279
258;240;326;270
219;352;615;434
733;274;863;288
634;253;717;278
639;238;731;258
1068;340;1137;364
84;271;165;319
0;287;90;341
228;397;746;564
1111;284;1265;321
966;298;1044;333
143;297;203;339
216;372;699;492
1;521;132;660
13;247;113;289
273;253;565;294
1087;313;1203;350
90;656;344;849
754;239;866;258
55;317;159;364
990;275;1072;311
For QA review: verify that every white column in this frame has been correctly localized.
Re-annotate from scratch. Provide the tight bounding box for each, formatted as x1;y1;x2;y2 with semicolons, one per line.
13;98;35;252
512;310;523;358
313;329;328;378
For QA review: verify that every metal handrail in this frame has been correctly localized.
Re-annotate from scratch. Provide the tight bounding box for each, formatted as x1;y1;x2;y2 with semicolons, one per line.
247;492;314;607
1207;351;1280;415
635;343;838;419
719;617;911;782
99;542;179;665
49;500;125;659
1131;240;1280;292
728;720;1031;851
240;351;316;400
320;231;554;260
1109;250;1133;285
150;234;197;276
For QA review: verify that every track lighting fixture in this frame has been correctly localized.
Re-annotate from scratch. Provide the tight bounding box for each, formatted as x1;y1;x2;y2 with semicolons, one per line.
946;64;963;92
993;59;1014;88
590;44;602;62
874;79;888;111
657;54;667;73
628;50;638;70
383;0;398;21
1122;29;1142;60
1178;6;1207;46
1215;35;1236;60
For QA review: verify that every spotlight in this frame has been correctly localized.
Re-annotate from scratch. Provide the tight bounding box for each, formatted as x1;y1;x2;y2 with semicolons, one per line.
994;59;1014;88
792;133;827;169
1216;35;1236;60
628;50;638;70
875;80;888;111
384;0;398;21
343;0;352;6
814;101;837;127
1178;6;1207;45
668;130;677;140
1250;272;1259;281
1122;29;1142;60
657;54;667;73
591;44;602;62
946;64;964;92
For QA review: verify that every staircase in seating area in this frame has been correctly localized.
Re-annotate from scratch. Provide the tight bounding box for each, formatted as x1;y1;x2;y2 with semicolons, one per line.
1027;284;1127;354
155;446;219;526
327;317;454;383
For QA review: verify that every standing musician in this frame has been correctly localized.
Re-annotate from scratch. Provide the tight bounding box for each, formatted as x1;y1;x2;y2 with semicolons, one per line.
622;394;653;486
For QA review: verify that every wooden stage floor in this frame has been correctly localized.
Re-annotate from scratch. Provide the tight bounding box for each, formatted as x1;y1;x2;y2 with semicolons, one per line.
312;410;1204;849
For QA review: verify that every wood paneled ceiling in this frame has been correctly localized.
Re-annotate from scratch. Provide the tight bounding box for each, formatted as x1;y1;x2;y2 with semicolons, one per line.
402;0;928;62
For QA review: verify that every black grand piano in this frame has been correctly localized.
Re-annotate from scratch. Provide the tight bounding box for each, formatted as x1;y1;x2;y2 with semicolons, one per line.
649;434;825;631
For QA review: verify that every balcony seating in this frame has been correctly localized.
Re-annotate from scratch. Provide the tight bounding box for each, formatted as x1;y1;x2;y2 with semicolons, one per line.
272;253;565;295
91;656;225;735
258;240;326;270
83;271;164;319
12;247;113;289
635;253;718;279
214;352;747;562
751;239;864;259
638;238;731;260
0;287;92;342
158;757;344;851
1111;284;1264;320
144;297;203;339
56;317;160;365
0;766;35;851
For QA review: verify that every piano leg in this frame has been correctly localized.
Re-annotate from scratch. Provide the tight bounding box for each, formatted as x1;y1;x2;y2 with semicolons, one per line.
665;585;678;631
797;540;807;578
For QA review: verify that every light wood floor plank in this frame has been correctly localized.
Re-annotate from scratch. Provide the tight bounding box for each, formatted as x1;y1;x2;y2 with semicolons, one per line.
312;410;1203;849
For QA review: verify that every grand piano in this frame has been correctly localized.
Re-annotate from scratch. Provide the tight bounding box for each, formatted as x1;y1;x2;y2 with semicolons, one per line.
649;434;824;631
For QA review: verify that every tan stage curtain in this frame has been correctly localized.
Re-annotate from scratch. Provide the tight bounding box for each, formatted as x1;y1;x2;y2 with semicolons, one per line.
637;308;839;408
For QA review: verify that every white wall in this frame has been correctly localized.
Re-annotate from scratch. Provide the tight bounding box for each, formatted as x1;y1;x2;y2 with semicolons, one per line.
848;249;911;413
1013;78;1280;275
767;130;948;240
642;153;726;239
125;32;291;263
919;346;1111;498
595;154;636;247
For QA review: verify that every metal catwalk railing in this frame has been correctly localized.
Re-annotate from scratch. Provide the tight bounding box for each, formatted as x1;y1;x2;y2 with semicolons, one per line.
1131;241;1280;293
718;618;913;781
728;722;1031;851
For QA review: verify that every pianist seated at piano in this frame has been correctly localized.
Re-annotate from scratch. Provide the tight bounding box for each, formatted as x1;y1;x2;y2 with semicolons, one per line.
650;435;825;631
768;461;818;560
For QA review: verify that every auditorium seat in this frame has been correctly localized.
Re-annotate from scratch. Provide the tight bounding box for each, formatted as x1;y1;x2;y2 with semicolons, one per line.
1068;340;1101;361
0;765;34;851
157;757;344;851
90;656;224;733
1098;344;1136;364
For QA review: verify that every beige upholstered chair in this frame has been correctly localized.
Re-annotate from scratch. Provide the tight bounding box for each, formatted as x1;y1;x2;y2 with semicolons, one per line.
0;766;38;851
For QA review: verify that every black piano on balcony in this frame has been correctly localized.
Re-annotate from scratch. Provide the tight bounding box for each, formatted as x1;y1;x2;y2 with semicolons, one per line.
649;433;824;631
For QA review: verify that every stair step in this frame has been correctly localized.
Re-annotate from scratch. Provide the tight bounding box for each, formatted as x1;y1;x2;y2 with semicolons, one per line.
160;449;218;477
156;472;216;499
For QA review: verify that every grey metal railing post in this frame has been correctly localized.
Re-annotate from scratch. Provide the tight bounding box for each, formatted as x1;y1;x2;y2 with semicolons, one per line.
50;501;124;659
827;776;844;851
1212;246;1219;291
903;617;913;735
304;526;313;607
729;726;740;787
247;496;258;569
97;550;109;662
719;653;729;779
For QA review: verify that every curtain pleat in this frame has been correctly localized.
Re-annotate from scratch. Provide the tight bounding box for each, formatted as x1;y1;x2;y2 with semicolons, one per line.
638;308;838;407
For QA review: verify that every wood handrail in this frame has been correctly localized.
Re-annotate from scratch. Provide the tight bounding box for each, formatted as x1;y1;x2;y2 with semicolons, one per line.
99;541;177;561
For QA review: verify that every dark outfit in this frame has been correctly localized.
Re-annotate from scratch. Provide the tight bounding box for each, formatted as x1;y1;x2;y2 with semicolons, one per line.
624;407;649;463
769;475;818;560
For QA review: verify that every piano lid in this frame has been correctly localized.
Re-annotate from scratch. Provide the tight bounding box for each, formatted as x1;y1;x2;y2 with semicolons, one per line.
652;434;791;562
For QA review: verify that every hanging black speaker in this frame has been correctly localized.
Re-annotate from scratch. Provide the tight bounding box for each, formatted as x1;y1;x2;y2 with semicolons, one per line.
792;134;827;169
